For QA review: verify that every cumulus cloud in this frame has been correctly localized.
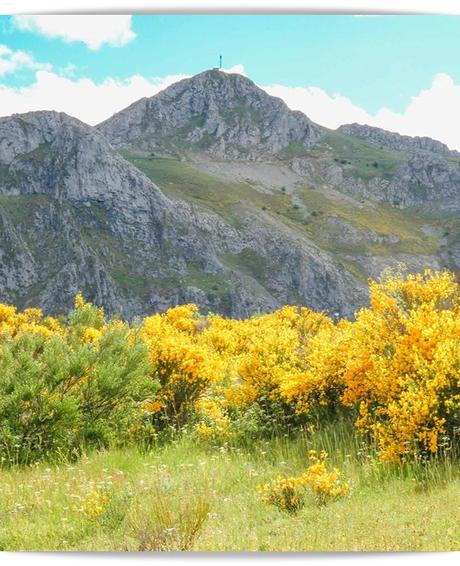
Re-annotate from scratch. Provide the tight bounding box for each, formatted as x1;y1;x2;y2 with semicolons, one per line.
370;73;460;150
261;73;460;151
12;15;136;50
1;60;460;151
0;71;188;125
262;83;372;128
0;44;50;76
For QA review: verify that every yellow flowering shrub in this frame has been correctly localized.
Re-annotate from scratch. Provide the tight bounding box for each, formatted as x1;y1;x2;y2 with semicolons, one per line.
257;450;349;512
302;450;349;505
195;397;232;441
141;305;221;431
341;270;460;462
279;269;460;462
280;318;348;417
209;307;333;432
0;304;63;339
257;474;307;513
76;489;111;519
1;269;459;466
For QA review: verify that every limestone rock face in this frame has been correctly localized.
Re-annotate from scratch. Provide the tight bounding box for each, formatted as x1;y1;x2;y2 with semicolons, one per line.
0;110;362;319
1;71;459;320
338;123;459;157
98;69;323;160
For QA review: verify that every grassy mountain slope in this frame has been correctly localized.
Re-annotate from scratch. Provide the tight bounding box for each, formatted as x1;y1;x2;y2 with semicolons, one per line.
1;71;459;318
125;150;443;287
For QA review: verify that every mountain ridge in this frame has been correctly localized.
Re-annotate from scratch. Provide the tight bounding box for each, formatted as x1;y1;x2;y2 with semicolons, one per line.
338;122;459;157
97;69;323;160
0;70;459;319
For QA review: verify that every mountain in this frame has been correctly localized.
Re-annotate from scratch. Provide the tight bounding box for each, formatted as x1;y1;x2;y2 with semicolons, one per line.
97;69;322;160
0;108;361;318
0;69;459;318
338;123;459;157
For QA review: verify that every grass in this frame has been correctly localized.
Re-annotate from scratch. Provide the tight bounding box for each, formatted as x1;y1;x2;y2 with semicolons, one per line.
124;154;292;227
316;130;408;180
0;194;52;225
125;154;439;261
18;142;51;165
290;185;439;257
219;249;271;281
0;423;459;551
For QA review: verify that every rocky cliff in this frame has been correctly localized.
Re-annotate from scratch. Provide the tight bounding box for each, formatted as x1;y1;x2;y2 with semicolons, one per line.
0;109;362;318
0;70;459;319
338;123;459;157
98;69;323;160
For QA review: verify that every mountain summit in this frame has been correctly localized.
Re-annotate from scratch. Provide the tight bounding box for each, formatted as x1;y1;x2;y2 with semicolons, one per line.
1;71;459;319
97;69;322;160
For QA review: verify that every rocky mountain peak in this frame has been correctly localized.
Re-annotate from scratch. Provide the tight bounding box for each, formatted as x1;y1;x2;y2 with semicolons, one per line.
0;110;90;166
1;72;459;323
338;122;459;157
0;109;168;207
97;69;323;160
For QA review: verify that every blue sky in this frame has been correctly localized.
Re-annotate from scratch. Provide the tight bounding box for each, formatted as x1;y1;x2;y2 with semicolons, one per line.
1;15;460;148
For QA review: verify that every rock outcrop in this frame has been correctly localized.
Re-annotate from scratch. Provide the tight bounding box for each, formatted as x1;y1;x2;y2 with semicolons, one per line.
0;110;363;318
338;123;459;157
1;71;459;320
98;69;323;160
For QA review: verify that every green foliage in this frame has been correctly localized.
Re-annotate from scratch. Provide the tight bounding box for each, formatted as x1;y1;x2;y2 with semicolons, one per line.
0;304;157;465
317;130;407;180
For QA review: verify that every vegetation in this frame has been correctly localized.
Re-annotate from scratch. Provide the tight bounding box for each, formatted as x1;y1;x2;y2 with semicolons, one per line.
125;154;440;282
0;434;458;551
124;154;292;227
316;130;408;180
0;269;460;550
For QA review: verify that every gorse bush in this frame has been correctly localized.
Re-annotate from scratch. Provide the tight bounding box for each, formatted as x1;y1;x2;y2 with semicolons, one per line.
0;269;459;466
284;269;460;462
257;450;349;512
0;296;156;464
140;304;220;433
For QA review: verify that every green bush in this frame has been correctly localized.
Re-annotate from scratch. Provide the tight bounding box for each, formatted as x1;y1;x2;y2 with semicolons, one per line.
0;313;157;465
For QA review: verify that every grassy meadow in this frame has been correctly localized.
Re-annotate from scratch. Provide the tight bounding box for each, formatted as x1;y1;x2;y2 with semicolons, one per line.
1;426;459;551
1;270;460;551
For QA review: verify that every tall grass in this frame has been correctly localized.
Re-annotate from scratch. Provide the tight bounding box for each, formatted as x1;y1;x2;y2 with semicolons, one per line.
0;425;458;551
126;480;210;551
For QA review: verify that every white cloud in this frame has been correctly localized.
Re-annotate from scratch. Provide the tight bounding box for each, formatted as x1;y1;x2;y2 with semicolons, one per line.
261;73;460;151
1;61;460;151
262;83;372;129
0;70;188;126
221;64;247;75
0;44;50;76
12;15;136;50
370;73;460;150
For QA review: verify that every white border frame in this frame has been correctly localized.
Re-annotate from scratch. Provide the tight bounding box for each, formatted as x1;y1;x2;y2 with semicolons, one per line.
0;1;459;564
0;0;460;15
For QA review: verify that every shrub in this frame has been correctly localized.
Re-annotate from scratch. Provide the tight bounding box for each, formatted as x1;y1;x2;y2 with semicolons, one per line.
341;269;460;462
0;297;156;464
257;474;306;513
1;269;460;467
141;305;219;433
281;269;460;463
126;480;210;551
257;450;349;512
